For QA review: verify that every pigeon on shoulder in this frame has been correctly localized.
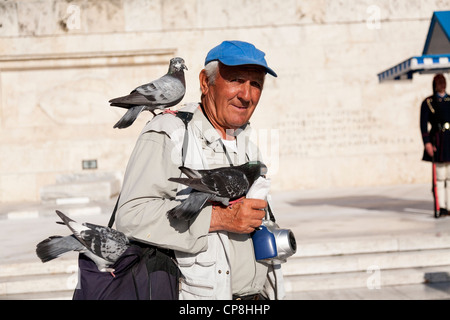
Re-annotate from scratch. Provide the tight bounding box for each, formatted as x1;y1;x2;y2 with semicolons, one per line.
167;161;268;221
36;210;130;273
109;57;188;129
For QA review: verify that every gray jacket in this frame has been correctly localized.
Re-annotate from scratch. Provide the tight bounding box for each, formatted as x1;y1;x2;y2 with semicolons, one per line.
115;103;284;299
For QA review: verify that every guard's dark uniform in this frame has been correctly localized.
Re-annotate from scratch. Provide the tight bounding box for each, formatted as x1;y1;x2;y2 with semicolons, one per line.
420;94;450;162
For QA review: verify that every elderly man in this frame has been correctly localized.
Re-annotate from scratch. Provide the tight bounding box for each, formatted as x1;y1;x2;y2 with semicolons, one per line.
115;40;282;300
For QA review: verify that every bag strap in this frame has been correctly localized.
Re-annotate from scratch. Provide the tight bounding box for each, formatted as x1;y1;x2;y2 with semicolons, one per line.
176;111;194;166
108;111;194;228
108;195;120;228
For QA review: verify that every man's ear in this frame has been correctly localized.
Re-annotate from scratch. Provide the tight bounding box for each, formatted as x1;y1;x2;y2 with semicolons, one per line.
199;69;210;95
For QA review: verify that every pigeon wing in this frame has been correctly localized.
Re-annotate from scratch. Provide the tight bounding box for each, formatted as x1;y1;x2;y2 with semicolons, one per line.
169;169;249;198
136;75;185;107
84;222;129;246
79;225;128;263
178;166;203;179
167;192;213;221
203;170;250;199
55;210;92;247
109;90;155;108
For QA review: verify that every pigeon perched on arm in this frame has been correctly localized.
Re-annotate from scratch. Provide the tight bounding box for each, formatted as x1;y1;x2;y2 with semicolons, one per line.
109;57;188;129
167;161;268;221
36;210;130;273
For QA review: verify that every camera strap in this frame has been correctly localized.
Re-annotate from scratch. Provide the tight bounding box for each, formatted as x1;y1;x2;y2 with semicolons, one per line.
267;203;276;223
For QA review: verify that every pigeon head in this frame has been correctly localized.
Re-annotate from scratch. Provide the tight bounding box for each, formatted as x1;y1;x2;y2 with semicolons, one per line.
169;57;188;74
243;161;268;182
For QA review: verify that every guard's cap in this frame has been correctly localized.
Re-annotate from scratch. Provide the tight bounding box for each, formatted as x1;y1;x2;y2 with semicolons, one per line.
205;40;277;77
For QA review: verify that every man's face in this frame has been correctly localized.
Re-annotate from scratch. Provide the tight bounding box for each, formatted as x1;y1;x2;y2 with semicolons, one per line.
435;77;447;94
201;63;266;132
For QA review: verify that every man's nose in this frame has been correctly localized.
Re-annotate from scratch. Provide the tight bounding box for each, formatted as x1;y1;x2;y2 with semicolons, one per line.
237;81;252;103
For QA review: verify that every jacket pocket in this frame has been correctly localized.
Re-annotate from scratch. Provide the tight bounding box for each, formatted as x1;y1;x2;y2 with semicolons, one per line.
175;233;223;299
176;233;218;267
176;254;216;268
179;277;214;299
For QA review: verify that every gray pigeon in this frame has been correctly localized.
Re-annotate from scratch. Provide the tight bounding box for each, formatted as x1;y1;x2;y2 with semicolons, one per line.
167;161;267;221
109;57;188;129
36;210;129;273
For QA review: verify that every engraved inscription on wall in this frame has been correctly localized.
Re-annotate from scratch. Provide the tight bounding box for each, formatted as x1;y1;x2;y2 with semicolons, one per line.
278;108;415;158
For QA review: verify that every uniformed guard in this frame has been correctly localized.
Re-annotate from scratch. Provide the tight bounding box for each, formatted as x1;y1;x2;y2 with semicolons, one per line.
420;74;450;218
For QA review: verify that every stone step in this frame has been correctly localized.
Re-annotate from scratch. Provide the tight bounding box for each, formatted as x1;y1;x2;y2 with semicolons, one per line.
0;259;78;298
0;259;78;278
4;262;450;299
0;290;74;300
283;265;450;292
285;282;450;300
2;234;450;299
39;172;121;203
294;233;450;258
0;273;78;296
283;248;450;276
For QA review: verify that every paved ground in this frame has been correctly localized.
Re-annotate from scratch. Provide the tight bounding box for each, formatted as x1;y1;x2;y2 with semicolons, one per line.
1;183;450;299
272;183;450;300
271;183;450;241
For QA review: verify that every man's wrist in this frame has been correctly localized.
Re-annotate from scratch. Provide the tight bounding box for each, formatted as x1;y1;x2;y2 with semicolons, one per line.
209;205;226;232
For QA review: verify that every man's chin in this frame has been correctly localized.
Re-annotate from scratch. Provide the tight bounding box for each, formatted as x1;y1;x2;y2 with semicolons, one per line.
229;111;253;126
227;120;249;129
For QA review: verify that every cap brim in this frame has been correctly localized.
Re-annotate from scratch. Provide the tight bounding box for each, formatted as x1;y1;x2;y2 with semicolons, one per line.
212;57;278;77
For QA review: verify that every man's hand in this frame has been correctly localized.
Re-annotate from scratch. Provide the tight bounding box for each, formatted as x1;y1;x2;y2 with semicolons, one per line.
209;198;267;234
425;142;436;158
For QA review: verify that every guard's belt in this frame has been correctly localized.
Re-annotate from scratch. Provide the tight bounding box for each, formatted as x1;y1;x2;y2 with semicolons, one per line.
438;122;450;131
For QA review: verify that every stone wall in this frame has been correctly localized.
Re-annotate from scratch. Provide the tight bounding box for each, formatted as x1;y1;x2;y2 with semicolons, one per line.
1;0;449;202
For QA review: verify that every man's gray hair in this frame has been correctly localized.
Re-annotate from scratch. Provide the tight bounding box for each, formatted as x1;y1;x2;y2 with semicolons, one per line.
203;60;266;87
204;60;219;85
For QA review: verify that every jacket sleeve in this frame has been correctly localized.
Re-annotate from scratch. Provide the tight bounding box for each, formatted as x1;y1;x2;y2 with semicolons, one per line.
115;129;211;254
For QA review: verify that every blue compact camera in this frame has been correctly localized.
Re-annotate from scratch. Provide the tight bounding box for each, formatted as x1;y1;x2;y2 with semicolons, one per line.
252;220;297;263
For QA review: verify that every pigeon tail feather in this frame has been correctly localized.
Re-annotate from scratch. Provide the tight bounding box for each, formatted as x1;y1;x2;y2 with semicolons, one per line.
55;210;75;225
36;235;81;262
113;106;146;129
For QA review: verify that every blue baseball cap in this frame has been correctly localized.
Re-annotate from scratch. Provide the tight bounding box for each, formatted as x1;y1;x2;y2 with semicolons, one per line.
205;40;277;77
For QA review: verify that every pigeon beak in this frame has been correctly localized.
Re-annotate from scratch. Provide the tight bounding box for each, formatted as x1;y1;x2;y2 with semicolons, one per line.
260;165;268;176
183;64;188;71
